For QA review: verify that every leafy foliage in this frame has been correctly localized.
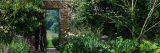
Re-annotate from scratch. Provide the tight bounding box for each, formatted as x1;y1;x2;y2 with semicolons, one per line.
0;0;42;44
60;32;160;53
60;31;102;53
60;0;160;53
60;26;139;53
139;40;160;53
106;36;138;53
0;0;42;52
45;10;59;33
0;0;42;35
71;0;160;39
0;37;30;53
8;37;30;53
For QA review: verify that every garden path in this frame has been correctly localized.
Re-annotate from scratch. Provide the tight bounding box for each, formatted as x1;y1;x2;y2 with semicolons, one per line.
47;48;60;53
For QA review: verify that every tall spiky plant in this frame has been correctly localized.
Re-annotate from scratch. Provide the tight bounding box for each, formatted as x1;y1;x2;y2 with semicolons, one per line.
138;0;160;39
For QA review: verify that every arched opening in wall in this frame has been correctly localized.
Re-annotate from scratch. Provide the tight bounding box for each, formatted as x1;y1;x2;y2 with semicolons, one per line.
45;9;60;48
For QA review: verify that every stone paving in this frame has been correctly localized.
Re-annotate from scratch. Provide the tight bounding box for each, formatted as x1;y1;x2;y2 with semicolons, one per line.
32;48;60;53
47;48;60;53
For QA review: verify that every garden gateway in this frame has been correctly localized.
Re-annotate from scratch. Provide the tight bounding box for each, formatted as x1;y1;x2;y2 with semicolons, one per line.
1;0;160;53
25;0;71;51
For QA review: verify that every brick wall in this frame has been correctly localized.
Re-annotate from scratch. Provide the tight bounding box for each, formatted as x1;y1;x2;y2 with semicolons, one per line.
24;1;71;51
43;1;70;43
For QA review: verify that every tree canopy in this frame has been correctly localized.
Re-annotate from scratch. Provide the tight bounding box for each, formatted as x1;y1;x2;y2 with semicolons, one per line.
70;0;160;39
0;0;42;34
0;0;42;43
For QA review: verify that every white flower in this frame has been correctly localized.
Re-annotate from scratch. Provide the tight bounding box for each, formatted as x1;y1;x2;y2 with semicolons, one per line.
0;26;3;29
82;34;85;37
4;30;8;33
68;32;75;36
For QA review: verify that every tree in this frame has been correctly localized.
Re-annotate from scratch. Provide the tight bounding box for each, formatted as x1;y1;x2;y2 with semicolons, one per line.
0;0;45;51
70;0;160;39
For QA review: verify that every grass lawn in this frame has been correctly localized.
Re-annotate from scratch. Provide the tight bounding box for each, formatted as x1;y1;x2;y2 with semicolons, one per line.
46;30;58;48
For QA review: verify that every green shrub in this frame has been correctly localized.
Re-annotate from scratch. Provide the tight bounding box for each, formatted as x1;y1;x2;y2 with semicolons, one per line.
8;38;30;53
60;36;102;53
52;37;59;48
105;36;138;53
59;26;103;53
82;36;102;53
60;35;140;53
139;40;160;53
60;34;160;53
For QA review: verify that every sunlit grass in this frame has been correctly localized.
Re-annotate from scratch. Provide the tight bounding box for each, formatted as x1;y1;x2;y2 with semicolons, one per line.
47;30;58;48
47;39;53;48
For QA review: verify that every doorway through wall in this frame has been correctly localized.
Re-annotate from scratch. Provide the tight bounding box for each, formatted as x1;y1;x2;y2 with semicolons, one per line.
45;9;60;48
